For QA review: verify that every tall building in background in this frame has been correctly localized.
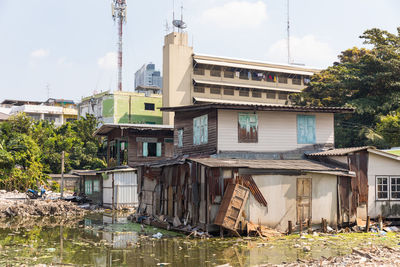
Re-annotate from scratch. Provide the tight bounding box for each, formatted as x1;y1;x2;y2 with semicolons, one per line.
134;63;162;91
162;31;319;125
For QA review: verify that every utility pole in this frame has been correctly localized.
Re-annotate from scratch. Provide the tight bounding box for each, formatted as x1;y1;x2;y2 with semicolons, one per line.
112;0;127;91
61;151;65;198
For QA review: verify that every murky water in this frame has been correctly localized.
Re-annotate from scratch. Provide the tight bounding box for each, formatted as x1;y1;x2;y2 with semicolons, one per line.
0;213;399;266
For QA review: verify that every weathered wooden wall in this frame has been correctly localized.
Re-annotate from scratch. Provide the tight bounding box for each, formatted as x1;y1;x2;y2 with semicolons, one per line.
174;109;218;156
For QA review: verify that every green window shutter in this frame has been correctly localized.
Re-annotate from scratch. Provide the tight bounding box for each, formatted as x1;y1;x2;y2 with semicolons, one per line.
85;180;92;195
156;143;162;157
203;115;208;144
297;115;316;144
177;129;183;147
143;142;148;157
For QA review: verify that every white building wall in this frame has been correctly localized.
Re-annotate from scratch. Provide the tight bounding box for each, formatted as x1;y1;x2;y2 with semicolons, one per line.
248;173;337;232
217;110;334;152
368;152;400;218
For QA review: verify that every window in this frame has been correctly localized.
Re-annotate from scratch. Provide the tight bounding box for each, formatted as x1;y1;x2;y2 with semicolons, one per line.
224;68;235;78
279;92;288;100
278;75;288;84
391;177;400;199
239;88;249;97
292;75;302;85
194;65;205;75
109;139;128;166
251;72;264;81
266;90;276;99
252;90;262;98
210;87;221;94
210;67;221;77
194;86;205;93
144;103;155;111
239;70;249;80
377;177;389;200
267;73;276;82
177;129;183;147
238;113;258;143
193;115;208;145
93;180;100;192
297;115;316;144
224;88;234;96
143;142;162;157
303;77;311;85
85;180;93;195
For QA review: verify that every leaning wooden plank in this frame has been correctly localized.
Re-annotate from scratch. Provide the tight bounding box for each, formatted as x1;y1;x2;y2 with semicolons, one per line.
214;183;250;232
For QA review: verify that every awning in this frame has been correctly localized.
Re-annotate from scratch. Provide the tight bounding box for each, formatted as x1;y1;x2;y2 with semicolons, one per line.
93;123;173;136
194;58;315;76
193;78;301;92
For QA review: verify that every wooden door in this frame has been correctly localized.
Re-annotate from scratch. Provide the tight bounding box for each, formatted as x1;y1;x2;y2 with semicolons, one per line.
297;178;312;225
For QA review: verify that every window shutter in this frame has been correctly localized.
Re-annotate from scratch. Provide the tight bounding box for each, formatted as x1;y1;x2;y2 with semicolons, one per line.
156;142;162;157
143;142;148;157
297;115;316;144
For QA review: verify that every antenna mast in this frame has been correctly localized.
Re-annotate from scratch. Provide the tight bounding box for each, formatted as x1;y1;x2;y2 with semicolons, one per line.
287;0;291;64
112;0;127;91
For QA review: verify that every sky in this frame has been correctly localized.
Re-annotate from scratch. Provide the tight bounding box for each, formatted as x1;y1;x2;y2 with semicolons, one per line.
0;0;399;103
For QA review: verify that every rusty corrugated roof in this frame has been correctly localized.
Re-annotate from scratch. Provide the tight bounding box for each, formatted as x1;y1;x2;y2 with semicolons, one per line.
307;146;373;156
93;123;173;136
188;158;348;172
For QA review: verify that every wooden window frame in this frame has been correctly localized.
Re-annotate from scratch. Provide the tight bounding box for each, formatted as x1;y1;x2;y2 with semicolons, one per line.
238;112;258;143
193;114;208;146
391;177;400;200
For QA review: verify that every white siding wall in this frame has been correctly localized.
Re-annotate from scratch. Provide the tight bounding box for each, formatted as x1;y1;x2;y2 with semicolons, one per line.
368;153;400;218
248;173;337;232
217;110;334;152
103;170;138;208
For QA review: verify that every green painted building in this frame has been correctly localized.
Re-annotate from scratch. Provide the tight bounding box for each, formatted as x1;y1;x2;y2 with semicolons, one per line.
78;91;163;124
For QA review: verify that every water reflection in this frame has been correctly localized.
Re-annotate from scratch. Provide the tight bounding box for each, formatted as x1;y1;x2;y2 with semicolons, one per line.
0;213;396;266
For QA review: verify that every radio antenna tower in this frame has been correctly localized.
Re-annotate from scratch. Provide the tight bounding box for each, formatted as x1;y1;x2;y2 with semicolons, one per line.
287;0;291;64
112;0;127;91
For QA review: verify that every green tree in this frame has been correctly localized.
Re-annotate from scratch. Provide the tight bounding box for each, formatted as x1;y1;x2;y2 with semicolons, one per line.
292;27;400;148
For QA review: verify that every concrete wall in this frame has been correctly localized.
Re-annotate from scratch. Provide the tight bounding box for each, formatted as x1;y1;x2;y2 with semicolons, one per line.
368;152;400;218
217;110;334;152
79;91;162;124
162;32;194;125
248;173;338;232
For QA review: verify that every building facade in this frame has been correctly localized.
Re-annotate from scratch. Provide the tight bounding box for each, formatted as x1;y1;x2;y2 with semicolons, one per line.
0;99;77;126
162;32;319;125
78;91;163;125
134;63;162;90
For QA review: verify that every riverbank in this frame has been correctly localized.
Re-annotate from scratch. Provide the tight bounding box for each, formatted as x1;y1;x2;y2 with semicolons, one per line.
1;212;400;266
0;190;85;218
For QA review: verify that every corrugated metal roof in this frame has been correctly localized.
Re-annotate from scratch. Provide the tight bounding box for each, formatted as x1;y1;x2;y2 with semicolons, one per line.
193;79;300;92
308;146;373;156
161;102;355;114
93;123;173;136
188;158;348;172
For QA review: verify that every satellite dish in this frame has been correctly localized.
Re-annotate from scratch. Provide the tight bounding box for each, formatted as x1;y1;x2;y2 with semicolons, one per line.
172;19;187;30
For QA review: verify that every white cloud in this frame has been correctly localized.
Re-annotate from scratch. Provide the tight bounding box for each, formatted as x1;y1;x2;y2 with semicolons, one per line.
200;1;267;29
267;35;336;68
97;52;117;70
30;49;49;59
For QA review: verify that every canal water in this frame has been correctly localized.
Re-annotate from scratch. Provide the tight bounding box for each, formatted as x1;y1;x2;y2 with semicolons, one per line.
0;213;398;266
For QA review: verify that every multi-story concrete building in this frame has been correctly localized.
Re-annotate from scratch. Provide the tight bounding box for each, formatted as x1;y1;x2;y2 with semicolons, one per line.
162;32;319;125
78;90;162;125
0;99;78;126
134;63;162;90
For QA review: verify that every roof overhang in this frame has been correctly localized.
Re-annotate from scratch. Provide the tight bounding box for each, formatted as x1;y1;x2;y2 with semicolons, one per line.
161;102;355;114
193;79;300;92
193;58;315;76
93;123;174;136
